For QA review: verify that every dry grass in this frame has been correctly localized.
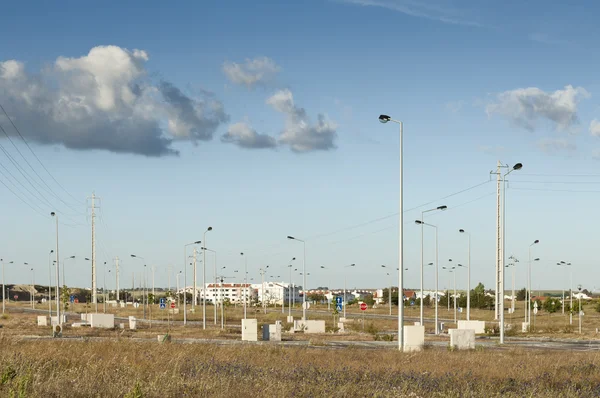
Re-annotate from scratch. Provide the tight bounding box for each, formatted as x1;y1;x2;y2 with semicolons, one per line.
1;336;600;397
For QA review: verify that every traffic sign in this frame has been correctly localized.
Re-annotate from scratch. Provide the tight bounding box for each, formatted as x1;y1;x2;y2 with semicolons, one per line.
133;302;140;308
335;296;343;305
533;307;538;315
159;298;166;304
533;301;538;309
160;303;166;309
170;302;176;309
360;302;367;311
13;295;17;300
335;304;342;311
302;301;310;310
74;298;79;304
69;295;75;303
410;301;415;306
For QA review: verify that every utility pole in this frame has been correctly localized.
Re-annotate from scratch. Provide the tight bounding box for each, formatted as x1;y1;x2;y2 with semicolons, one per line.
494;161;501;321
115;256;120;302
152;265;155;298
168;265;173;295
88;192;99;310
193;247;197;309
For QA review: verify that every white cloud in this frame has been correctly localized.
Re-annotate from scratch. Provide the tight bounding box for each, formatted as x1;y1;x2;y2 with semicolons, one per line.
267;89;337;153
485;85;590;132
221;121;277;149
0;45;228;156
336;0;483;27
222;57;280;88
537;138;576;154
590;119;600;137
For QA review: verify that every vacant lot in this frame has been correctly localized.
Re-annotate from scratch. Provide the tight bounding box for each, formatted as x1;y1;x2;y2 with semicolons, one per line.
0;336;599;397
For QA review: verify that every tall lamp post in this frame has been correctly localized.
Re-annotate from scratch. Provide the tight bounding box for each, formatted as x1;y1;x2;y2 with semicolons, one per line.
130;255;146;318
202;247;217;325
559;261;573;323
577;284;582;334
287;257;296;319
183;241;201;326
500;162;523;344
378;114;404;351
202;227;212;329
48;250;54;316
50;212;61;328
418;206;446;326
527;241;540;326
442;265;456;323
507;255;519;313
62;256;75;288
458;229;471;320
241;252;248;319
287;236;307;321
415;220;439;334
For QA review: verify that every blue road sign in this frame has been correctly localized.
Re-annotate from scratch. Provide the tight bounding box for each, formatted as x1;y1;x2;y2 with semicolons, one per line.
336;296;343;304
410;301;415;306
159;298;166;304
159;297;166;309
336;304;343;311
69;295;75;303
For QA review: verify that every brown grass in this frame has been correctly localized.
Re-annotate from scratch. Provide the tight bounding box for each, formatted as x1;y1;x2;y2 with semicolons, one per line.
1;336;600;397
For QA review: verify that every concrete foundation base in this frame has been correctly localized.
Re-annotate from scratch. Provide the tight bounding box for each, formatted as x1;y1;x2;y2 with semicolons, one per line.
522;322;530;332
403;325;425;352
304;320;326;334
129;316;137;330
286;316;294;323
457;320;485;334
37;316;47;326
262;321;282;341
449;328;475;350
89;313;114;328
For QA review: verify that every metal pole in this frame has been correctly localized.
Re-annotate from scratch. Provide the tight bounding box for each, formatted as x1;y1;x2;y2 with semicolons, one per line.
193;247;197;309
420;211;424;326
570;269;573;325
48;252;52;316
434;226;439;334
203;233;207;330
303;241;307;320
579;294;582;333
183;246;187;326
54;213;61;327
289;265;292;319
467;232;471;321
214;252;217;325
500;172;506;343
453;271;457;324
1;260;4;315
528;246;531;327
244;254;247;319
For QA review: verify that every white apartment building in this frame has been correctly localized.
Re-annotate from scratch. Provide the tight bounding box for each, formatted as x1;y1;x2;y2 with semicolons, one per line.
179;284;255;304
251;282;303;306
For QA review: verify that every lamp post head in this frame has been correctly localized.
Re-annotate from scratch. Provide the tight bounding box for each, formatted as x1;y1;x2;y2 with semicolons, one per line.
50;212;55;217
207;227;212;232
130;254;136;258
459;229;465;233
512;163;523;171
415;220;423;225
437;205;448;210
533;239;539;245
70;256;75;259
194;240;201;244
534;258;540;261
578;284;582;291
378;114;391;123
50;250;54;254
85;258;90;261
287;236;295;240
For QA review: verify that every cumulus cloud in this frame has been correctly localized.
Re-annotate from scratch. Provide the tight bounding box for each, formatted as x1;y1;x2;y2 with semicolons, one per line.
221;122;277;149
485;85;590;132
537;138;576;154
590;119;600;137
222;57;280;88
266;89;337;153
0;45;228;156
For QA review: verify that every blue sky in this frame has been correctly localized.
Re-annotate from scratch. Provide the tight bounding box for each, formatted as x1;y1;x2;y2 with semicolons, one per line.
1;0;599;294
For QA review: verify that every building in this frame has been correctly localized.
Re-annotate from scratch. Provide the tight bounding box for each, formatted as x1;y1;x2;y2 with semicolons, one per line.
252;282;302;305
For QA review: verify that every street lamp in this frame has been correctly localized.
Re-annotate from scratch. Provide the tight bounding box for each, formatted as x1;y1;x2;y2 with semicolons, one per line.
418;206;446;326
284;257;295;316
527;240;539;328
577;284;582;334
241;252;248;319
442;265;456;323
130;254;147;319
378;113;405;351
47;250;54;316
202;247;218;325
202;227;212;329
62;256;75;288
458;229;471;320
183;241;201;326
50;212;61;328
507;255;519;313
500;162;523;344
287;236;307;321
559;261;573;323
416;219;440;334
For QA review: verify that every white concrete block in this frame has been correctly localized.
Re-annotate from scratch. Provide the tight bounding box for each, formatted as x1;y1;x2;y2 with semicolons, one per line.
262;323;282;341
242;319;258;341
403;325;425;352
89;313;114;328
37;316;47;326
119;323;125;329
129;316;137;330
72;322;89;328
414;322;421;326
50;315;66;326
304;320;326;334
120;302;126;308
337;322;345;332
339;317;347;323
457;320;485;334
522;322;529;333
293;320;305;332
81;314;88;321
286;316;294;323
449;329;475;350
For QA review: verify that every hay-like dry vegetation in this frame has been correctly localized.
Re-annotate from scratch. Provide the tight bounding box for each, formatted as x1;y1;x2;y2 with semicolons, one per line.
1;336;600;397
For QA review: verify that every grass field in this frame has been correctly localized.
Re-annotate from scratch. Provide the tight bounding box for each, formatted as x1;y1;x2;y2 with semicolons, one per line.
1;337;600;397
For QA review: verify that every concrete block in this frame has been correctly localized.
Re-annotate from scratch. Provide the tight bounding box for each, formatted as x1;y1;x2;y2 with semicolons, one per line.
120;302;126;308
414;322;421;326
81;314;88;321
262;323;282;341
89;313;114;328
158;334;171;343
304;320;326;334
286;316;294;323
337;322;345;332
339;317;347;323
522;322;530;333
241;319;258;341
457;320;485;334
293;320;305;332
403;325;425;352
119;323;125;329
449;329;475;350
129;316;137;330
72;322;89;328
37;316;47;326
50;315;66;326
168;308;179;315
